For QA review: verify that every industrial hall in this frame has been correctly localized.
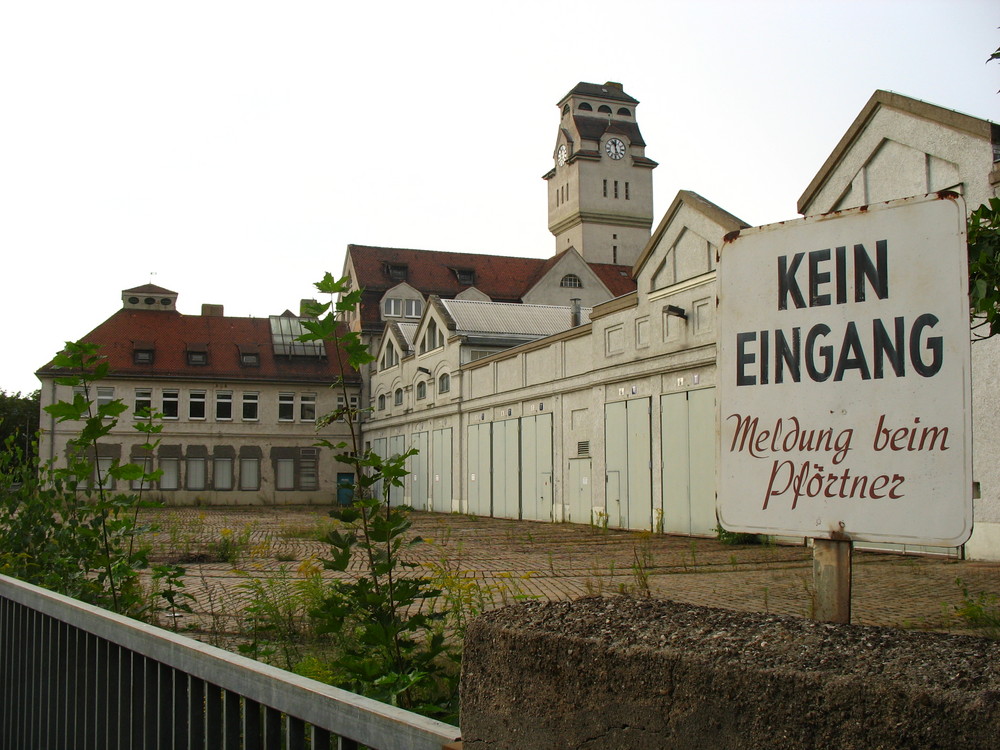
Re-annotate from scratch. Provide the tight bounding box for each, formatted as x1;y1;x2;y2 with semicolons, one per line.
37;82;1000;561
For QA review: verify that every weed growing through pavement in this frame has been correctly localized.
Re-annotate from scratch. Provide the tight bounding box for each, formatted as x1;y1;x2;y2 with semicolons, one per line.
949;577;1000;638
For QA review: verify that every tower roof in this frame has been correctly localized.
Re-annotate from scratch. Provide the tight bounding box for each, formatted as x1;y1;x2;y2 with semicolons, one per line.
560;81;639;105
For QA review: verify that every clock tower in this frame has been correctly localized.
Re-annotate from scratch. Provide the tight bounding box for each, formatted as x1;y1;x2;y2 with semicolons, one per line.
543;82;657;266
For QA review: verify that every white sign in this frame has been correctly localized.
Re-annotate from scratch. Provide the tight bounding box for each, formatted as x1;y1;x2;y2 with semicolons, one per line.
717;194;972;546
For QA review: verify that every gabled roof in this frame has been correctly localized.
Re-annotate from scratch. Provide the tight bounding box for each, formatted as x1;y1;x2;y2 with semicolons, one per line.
634;190;750;276
35;308;358;384
797;90;1000;214
440;298;591;338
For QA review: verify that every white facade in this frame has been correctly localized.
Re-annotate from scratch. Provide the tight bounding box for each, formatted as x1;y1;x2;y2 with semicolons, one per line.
798;91;1000;559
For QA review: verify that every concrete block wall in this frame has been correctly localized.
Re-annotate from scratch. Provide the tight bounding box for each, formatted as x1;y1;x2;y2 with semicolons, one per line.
460;597;1000;749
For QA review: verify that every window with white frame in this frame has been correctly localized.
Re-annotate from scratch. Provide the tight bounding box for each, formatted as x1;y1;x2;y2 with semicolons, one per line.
278;393;295;422
242;392;259;421
336;394;359;420
300;393;316;422
97;387;115;409
383;297;402;317
163;390;179;419
134;389;152;418
404;298;422;318
560;274;583;288
216;391;233;421
189;391;206;420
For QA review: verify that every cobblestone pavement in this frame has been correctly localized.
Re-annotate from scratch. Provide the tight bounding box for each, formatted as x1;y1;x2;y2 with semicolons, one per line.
139;506;1000;638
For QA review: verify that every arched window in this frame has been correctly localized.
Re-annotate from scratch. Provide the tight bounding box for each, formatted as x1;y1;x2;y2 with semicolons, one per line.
617;107;631;116
578;102;593;111
377;394;386;411
562;104;569;115
597;105;612;114
439;373;450;394
416;381;427;400
394;388;403;406
560;274;583;288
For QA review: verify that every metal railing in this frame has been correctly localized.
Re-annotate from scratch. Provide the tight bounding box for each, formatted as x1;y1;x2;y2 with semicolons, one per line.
0;574;462;749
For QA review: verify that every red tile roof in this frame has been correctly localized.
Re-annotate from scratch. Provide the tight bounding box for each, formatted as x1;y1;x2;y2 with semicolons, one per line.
347;245;637;329
36;309;358;385
348;245;546;300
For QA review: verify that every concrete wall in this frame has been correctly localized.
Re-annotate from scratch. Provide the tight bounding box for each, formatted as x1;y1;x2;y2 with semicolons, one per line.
461;597;1000;750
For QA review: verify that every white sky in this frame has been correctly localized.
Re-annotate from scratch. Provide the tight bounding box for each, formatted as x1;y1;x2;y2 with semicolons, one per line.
1;1;997;395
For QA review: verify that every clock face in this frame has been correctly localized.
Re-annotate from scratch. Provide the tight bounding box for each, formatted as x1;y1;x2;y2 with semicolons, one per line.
557;144;567;166
605;138;626;160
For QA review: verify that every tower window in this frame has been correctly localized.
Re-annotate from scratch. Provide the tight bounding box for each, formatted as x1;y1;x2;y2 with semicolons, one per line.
562;104;569;115
603;179;607;198
625;182;630;200
614;181;619;199
560;274;583;288
578;102;593;111
617;107;631;116
613;246;618;264
597;105;612;114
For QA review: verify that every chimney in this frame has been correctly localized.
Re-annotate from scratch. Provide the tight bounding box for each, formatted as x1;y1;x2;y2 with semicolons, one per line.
570;298;582;327
201;304;224;317
300;298;319;317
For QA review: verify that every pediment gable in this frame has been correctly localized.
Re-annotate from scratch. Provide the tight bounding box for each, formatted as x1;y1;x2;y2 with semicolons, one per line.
798;90;997;215
636;190;748;295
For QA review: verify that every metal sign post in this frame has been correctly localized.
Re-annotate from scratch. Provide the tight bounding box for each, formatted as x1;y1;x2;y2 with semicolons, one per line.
717;194;973;624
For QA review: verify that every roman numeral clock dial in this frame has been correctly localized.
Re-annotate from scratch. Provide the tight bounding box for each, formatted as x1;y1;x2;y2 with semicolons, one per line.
605;138;626;160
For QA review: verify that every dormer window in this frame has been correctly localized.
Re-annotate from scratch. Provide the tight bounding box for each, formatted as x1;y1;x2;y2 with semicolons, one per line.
404;299;422;318
454;268;475;285
132;341;155;365
186;344;208;366
386;264;408;282
383;298;402;317
560;274;583;288
238;343;260;367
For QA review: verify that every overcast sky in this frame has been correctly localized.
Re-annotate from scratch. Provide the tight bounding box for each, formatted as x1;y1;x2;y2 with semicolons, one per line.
1;1;996;395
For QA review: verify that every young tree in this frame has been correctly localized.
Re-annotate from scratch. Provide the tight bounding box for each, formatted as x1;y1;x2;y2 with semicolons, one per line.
0;389;40;463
